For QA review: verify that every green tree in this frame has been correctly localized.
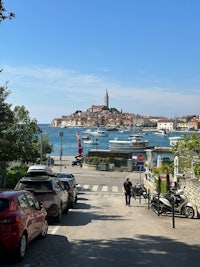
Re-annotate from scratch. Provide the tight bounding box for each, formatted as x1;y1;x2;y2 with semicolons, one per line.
0;85;15;185
171;134;200;180
6;105;40;163
0;0;15;23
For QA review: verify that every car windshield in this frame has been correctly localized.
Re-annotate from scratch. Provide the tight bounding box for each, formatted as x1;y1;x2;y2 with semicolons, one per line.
0;198;9;212
62;181;71;189
17;181;52;191
57;173;72;178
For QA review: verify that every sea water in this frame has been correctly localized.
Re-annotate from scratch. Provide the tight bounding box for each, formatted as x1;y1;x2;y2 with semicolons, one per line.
39;124;183;157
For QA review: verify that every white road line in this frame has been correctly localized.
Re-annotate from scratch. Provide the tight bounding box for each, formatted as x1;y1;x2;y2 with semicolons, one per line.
83;184;90;189
102;186;108;191
112;186;118;192
91;185;98;191
51;226;60;235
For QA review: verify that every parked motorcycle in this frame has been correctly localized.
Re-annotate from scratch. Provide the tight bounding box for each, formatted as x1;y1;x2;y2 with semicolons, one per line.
132;183;148;199
72;156;83;167
150;189;195;219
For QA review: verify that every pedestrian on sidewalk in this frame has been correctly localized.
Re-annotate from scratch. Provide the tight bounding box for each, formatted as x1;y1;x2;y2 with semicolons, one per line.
123;176;132;206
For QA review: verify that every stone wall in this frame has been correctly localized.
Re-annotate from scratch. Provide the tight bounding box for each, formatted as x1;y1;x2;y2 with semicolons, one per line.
179;178;200;218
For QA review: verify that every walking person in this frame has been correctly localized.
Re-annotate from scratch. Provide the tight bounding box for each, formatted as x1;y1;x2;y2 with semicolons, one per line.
123;177;132;206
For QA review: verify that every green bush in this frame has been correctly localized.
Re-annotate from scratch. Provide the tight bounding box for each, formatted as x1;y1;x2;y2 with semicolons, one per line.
154;176;167;194
5;165;28;189
84;156;127;167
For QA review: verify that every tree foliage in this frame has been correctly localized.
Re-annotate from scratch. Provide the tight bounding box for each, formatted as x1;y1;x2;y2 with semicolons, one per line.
0;85;14;162
171;134;200;180
6;105;40;163
0;85;53;186
0;0;15;23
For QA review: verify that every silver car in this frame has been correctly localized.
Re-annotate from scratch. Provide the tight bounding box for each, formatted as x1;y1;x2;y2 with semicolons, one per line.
15;174;69;223
56;172;78;208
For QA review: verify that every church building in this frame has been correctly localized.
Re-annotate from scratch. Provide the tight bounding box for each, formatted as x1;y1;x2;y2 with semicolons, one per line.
89;90;109;112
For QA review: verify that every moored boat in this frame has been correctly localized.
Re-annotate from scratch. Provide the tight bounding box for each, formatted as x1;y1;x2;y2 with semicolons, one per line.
83;138;99;145
169;136;182;146
109;134;154;152
154;129;169;136
84;128;108;137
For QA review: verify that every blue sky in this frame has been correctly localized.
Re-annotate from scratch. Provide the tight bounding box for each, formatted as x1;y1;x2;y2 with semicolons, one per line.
0;0;200;123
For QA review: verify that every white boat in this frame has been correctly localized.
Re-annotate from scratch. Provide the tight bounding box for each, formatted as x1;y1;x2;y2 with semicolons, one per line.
169;136;182;146
83;138;99;145
154;129;169;136
81;134;90;140
128;133;144;140
109;135;153;152
84;128;108;137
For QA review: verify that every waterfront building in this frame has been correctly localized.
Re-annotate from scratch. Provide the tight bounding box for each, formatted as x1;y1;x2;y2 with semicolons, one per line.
157;120;174;131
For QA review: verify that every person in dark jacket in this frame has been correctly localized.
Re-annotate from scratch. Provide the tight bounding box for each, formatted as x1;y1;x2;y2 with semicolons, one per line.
123;177;132;206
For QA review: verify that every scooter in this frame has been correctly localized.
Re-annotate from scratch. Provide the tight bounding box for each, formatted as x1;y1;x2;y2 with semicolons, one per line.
132;183;148;199
150;189;195;219
72;156;83;167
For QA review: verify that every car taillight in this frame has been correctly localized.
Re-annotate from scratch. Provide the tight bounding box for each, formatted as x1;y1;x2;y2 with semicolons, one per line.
67;189;73;193
0;216;20;224
44;191;57;195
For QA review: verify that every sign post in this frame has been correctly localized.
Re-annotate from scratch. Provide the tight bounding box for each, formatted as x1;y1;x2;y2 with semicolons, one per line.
137;154;144;204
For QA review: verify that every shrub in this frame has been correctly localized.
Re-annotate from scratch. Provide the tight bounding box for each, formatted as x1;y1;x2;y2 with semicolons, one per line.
83;156;127;167
5;165;28;189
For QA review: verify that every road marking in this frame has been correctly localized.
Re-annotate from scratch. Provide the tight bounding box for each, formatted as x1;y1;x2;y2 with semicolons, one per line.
102;186;108;191
112;186;118;192
51;226;60;235
91;185;98;191
78;184;123;193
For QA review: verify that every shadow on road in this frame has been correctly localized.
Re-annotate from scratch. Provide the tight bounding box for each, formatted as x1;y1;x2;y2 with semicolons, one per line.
2;234;199;266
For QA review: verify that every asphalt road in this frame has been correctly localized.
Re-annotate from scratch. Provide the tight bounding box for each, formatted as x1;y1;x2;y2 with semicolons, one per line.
1;158;200;266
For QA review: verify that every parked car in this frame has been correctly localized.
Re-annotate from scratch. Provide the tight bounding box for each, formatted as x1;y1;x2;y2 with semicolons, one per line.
56;172;78;208
15;166;69;223
0;190;48;261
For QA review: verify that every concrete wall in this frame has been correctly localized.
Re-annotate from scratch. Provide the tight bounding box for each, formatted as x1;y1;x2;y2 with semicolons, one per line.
144;174;200;218
179;178;200;218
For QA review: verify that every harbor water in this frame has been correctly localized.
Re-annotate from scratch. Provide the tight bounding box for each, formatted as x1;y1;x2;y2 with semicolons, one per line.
39;124;184;158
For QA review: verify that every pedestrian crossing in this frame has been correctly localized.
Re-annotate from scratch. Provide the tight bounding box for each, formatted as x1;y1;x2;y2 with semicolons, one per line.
77;184;122;193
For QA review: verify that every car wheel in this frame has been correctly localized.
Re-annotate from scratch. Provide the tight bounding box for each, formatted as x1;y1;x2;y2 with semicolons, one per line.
70;201;75;209
39;219;48;238
14;233;27;261
64;203;69;214
54;207;62;223
75;195;78;203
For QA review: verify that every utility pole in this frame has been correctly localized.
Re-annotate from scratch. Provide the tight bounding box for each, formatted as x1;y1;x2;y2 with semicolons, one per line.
60;132;64;172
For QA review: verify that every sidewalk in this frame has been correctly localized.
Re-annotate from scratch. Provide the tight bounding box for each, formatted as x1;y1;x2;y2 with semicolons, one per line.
51;156;137;179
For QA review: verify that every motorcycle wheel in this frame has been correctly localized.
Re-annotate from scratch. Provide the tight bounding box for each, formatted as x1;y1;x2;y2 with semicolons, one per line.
184;206;194;219
151;203;157;213
151;203;160;214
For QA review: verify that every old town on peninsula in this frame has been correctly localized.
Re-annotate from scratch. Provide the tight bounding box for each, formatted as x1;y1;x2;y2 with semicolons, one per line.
50;90;200;131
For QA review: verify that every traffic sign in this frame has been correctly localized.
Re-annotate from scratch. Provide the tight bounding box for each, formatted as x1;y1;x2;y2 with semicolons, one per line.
137;153;144;162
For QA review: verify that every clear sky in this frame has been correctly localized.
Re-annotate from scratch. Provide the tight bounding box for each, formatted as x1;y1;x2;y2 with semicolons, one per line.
0;0;200;123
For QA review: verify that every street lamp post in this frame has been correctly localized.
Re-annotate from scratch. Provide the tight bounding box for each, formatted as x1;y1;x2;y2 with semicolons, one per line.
60;132;64;172
40;133;43;164
40;132;48;165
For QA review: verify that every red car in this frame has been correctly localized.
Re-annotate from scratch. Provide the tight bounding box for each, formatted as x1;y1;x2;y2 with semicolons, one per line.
0;190;48;261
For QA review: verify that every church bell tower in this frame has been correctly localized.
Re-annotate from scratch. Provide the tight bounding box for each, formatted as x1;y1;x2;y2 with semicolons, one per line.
104;89;109;108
